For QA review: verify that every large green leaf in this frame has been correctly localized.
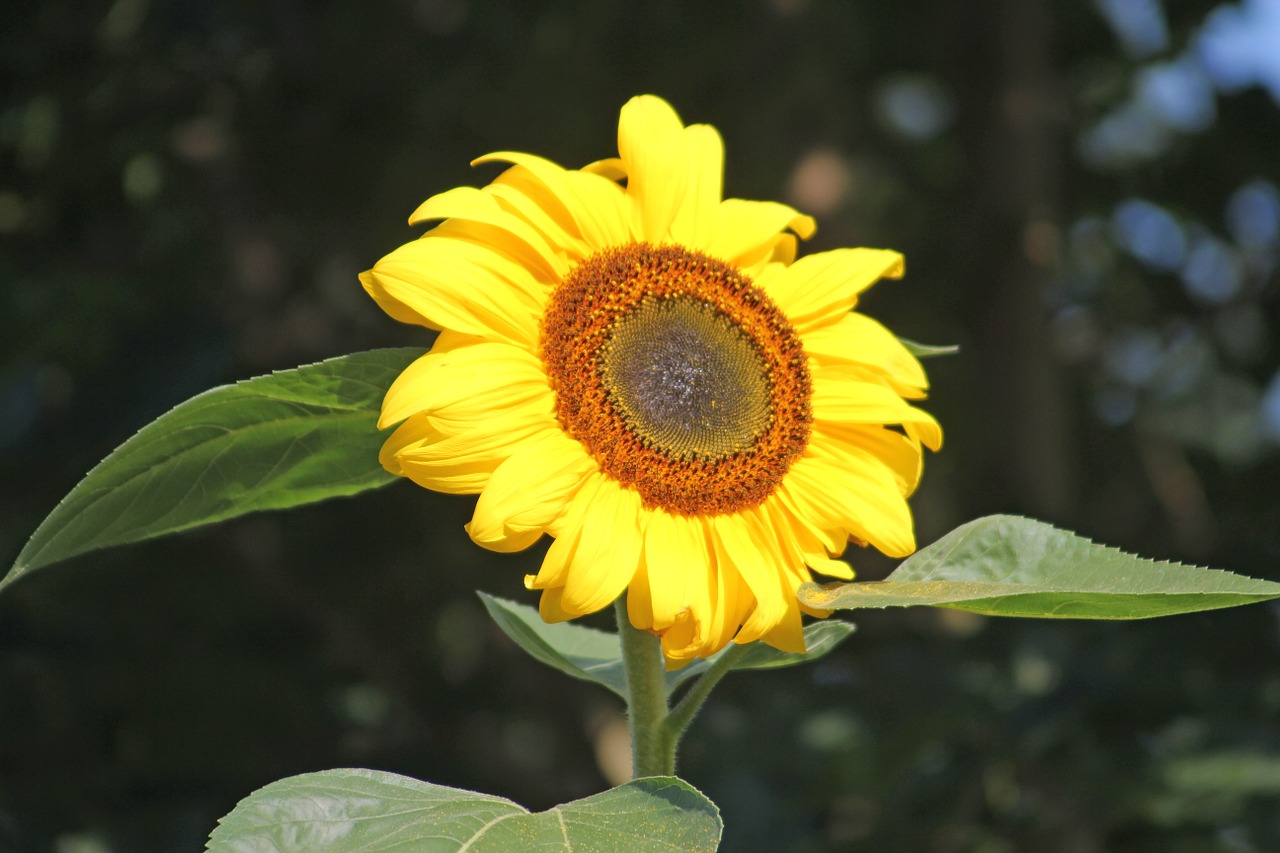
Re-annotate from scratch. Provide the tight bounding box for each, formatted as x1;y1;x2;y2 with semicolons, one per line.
206;768;722;852
479;592;855;701
798;515;1280;618
4;348;424;591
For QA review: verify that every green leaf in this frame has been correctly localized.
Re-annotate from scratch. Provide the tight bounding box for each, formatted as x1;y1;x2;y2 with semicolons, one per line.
897;337;959;358
206;768;722;853
4;348;425;591
798;514;1280;619
713;620;856;671
479;591;630;699
479;592;855;701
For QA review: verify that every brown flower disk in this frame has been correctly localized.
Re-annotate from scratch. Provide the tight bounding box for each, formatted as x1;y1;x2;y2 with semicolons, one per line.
541;243;812;516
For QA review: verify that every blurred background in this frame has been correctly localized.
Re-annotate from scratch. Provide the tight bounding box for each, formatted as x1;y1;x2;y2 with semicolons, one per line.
2;0;1279;850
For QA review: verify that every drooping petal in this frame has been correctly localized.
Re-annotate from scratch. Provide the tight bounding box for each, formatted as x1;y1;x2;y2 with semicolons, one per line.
556;478;646;616
762;494;854;581
703;526;750;656
712;512;789;645
783;454;917;558
633;508;707;629
526;472;605;598
761;593;808;654
656;609;701;665
467;430;596;553
759;248;904;333
626;560;657;632
535;585;574;623
805;556;855;581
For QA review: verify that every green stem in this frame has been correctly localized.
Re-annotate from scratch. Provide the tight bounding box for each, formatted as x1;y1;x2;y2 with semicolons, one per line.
657;643;750;760
614;596;672;777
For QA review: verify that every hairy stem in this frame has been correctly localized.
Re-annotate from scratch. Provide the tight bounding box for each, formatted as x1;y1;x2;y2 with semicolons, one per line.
614;596;672;777
657;643;749;760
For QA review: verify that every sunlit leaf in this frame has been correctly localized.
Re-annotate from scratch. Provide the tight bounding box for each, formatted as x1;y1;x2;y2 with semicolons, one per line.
4;348;424;591
479;592;855;701
206;768;722;852
799;515;1280;618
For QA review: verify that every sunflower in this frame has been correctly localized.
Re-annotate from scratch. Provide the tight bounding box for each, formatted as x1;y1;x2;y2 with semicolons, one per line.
362;95;941;664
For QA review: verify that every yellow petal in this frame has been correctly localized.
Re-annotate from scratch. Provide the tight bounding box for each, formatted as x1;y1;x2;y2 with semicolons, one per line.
537;585;574;623
467;431;595;553
409;186;567;280
806;557;855;581
761;495;854;581
362;235;547;348
662;518;733;662
760;248;903;333
637;508;708;628
784;455;917;558
658;608;701;663
388;416;553;495
807;425;923;508
803;311;929;392
817;362;928;401
582;157;626;181
528;472;606;593
704;198;815;269
712;512;788;644
626;561;657;631
815;421;925;497
476;151;630;252
378;414;431;477
379;340;549;429
376;329;478;426
761;593;808;654
558;478;646;616
667;123;724;250
617;95;688;242
812;374;942;450
485;181;587;264
358;270;428;328
700;525;749;656
379;351;441;429
763;232;801;267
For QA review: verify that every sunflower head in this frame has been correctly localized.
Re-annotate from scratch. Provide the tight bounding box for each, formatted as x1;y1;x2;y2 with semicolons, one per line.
362;95;941;664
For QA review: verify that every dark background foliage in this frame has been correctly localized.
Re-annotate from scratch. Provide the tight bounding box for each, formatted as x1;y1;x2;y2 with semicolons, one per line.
3;0;1279;850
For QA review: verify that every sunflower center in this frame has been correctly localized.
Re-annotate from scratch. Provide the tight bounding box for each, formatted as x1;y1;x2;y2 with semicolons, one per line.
600;296;772;460
541;243;812;516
